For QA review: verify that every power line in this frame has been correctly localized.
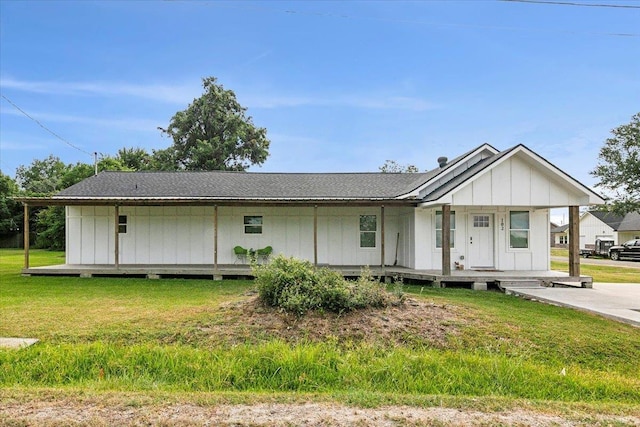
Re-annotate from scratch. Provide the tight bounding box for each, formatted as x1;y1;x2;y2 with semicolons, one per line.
1;94;93;157
211;2;640;38
502;0;640;8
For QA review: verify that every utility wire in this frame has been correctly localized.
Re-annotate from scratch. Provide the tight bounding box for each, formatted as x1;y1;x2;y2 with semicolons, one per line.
211;2;640;38
1;94;93;157
502;0;640;9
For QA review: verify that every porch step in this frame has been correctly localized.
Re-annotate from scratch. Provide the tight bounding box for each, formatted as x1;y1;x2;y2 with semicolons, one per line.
496;279;543;292
552;280;592;289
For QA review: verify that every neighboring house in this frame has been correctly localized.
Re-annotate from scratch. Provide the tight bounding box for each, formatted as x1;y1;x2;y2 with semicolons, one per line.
19;144;605;277
580;211;640;249
550;223;569;247
618;212;640;242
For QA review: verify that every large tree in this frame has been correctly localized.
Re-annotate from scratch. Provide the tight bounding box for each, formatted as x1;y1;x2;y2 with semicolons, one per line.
591;113;640;215
15;155;69;196
116;147;152;171
16;155;129;250
0;171;22;236
157;77;270;171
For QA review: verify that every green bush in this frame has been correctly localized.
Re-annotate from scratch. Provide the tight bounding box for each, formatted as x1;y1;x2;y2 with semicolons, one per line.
253;255;399;315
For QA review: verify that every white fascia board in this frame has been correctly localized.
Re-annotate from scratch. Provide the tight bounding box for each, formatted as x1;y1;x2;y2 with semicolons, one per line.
418;197;452;208
396;143;500;199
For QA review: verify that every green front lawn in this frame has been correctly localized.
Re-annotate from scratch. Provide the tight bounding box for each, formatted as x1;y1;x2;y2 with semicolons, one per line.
1;249;639;416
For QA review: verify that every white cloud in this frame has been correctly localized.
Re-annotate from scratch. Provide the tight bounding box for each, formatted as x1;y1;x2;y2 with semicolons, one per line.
2;76;438;112
1;77;200;105
1;108;161;133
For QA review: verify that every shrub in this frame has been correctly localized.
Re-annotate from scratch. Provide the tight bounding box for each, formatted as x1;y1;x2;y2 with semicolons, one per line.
253;255;401;315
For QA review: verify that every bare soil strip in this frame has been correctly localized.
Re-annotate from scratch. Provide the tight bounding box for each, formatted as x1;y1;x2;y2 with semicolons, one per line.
2;401;639;426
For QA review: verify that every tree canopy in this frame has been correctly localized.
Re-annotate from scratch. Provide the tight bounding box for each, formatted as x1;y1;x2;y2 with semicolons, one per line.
14;155;130;250
591;113;640;215
379;160;419;173
157;77;270;171
0;171;22;235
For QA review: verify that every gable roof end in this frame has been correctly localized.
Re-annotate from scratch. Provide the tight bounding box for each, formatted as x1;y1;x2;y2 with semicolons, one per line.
419;144;606;206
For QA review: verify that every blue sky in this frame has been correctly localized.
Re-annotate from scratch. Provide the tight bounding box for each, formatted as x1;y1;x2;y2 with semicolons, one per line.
1;0;639;212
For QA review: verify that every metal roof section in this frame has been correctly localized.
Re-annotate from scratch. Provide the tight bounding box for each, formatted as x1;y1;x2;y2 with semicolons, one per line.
420;147;516;203
397;143;500;199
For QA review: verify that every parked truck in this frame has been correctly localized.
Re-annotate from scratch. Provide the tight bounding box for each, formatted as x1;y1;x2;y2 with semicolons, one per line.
579;237;615;258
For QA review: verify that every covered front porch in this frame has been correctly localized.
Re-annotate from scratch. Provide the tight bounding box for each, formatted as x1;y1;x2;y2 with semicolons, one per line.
21;263;592;289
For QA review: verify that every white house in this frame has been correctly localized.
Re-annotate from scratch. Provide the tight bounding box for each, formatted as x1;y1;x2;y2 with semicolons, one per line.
551;223;569;247
19;144;605;281
580;211;640;248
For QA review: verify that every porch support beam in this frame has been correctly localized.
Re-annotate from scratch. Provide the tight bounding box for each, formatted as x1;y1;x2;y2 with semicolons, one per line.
214;205;218;271
23;203;30;269
381;205;385;267
568;205;580;277
442;204;451;276
313;205;318;266
114;205;120;269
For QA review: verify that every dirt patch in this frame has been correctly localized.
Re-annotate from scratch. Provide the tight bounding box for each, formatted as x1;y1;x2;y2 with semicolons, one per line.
186;295;466;347
1;401;638;426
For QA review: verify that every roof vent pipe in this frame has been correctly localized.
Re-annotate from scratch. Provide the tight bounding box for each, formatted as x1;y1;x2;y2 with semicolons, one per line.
437;156;448;168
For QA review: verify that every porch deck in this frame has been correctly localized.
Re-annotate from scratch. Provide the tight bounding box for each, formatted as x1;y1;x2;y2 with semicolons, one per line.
22;264;592;288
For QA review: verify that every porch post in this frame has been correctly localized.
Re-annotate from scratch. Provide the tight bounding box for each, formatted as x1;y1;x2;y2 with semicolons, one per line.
313;205;318;266
214;205;218;270
442;204;451;276
114;205;120;268
380;205;385;267
568;205;580;277
23;203;29;269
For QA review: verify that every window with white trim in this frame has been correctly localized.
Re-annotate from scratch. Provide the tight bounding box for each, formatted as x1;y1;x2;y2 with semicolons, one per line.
244;216;263;234
435;211;456;248
359;215;377;248
509;211;529;249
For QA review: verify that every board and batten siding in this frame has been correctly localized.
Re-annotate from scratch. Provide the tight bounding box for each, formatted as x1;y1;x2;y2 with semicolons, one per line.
450;154;588;207
579;212;616;248
412;207;549;271
67;205;410;266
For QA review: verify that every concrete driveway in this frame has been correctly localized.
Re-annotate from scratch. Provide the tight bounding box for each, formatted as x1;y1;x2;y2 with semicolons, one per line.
506;283;640;327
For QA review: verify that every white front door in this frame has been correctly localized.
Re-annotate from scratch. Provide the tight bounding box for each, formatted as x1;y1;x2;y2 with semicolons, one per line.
468;214;494;268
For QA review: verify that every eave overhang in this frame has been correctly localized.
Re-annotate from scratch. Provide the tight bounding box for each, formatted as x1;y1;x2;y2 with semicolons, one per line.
15;196;418;207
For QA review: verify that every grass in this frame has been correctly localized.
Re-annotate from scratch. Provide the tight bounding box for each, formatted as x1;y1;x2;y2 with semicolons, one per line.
1;249;639;416
549;248;640;283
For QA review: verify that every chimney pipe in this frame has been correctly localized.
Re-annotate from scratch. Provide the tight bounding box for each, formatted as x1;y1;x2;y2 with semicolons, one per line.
437;156;448;168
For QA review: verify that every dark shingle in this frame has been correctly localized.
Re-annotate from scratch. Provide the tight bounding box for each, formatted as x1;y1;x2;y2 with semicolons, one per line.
618;212;640;232
56;171;435;200
589;211;625;230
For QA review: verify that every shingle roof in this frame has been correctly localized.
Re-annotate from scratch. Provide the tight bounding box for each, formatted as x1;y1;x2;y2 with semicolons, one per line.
589;211;625;230
618;211;640;232
551;224;569;233
56;171;435;201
